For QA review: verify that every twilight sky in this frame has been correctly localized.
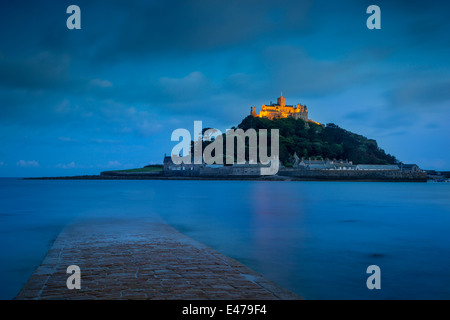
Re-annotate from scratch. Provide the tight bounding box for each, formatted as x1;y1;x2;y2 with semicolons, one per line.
0;0;449;177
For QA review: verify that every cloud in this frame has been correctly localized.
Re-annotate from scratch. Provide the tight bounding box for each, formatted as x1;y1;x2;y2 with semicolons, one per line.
257;46;381;98
97;161;122;169
56;162;76;169
0;0;449;174
135;119;163;137
89;79;113;88
387;77;450;111
90;138;123;144
343;110;372;121
96;0;313;60
54;98;73;114
0;51;70;90
158;71;212;102
107;161;121;167
16;160;39;167
58;136;78;142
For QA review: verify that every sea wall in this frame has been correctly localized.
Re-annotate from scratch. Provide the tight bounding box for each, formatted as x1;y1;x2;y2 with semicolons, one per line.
278;169;427;182
46;167;427;182
162;166;261;177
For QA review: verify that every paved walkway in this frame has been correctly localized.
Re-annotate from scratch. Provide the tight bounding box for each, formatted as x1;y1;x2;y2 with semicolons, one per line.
15;217;301;300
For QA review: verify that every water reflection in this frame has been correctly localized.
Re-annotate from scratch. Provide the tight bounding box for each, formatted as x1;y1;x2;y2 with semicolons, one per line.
1;179;449;299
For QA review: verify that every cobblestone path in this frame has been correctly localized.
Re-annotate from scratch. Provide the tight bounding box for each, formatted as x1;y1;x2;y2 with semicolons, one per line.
16;217;301;300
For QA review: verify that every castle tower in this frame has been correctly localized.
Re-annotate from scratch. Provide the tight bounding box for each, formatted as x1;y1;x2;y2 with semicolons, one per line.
277;93;285;107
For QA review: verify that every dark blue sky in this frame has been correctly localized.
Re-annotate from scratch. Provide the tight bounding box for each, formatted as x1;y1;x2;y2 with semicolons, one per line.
0;0;449;176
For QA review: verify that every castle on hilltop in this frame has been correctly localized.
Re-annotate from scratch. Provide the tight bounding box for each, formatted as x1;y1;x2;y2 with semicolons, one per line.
251;93;308;121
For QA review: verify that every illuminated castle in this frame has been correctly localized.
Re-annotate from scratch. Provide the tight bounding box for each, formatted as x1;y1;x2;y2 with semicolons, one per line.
251;93;308;121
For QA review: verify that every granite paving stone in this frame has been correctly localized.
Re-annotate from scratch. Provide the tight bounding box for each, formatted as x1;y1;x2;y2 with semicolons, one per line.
15;217;301;300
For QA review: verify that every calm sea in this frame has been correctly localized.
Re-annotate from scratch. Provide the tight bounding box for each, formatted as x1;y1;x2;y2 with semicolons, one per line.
0;178;449;300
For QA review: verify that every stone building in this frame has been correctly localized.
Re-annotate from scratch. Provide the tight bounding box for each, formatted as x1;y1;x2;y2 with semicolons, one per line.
251;94;308;121
163;154;204;172
295;157;355;170
163;155;264;177
401;164;420;173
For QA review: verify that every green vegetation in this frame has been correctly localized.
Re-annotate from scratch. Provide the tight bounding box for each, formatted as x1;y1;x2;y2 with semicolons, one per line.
237;116;399;166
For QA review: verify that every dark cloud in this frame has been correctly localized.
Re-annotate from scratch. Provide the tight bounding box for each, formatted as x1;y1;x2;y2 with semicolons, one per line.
258;46;378;98
91;0;313;60
1;0;449;175
387;76;450;111
344;110;373;121
0;52;70;90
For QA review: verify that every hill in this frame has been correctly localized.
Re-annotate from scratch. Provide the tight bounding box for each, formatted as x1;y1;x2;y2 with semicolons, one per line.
237;116;399;166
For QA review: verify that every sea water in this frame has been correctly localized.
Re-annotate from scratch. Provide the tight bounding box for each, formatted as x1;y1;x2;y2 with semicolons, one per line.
0;178;449;299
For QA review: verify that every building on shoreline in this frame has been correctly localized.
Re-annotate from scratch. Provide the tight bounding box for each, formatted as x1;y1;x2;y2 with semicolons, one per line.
94;155;426;181
164;153;422;173
291;156;410;171
294;157;355;170
163;155;265;176
162;153;424;181
400;164;420;173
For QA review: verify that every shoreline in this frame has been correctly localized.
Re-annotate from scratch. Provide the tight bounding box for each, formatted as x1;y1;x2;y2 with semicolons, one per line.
23;174;428;182
15;216;301;300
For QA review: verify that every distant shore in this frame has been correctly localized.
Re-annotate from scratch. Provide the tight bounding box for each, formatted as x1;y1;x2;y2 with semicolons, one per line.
23;174;293;181
24;173;427;182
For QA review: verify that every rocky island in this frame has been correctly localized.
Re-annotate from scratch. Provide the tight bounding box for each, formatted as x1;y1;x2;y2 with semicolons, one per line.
31;95;427;182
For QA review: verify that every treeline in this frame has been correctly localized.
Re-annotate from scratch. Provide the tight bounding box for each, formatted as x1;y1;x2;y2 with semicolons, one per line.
235;116;399;166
